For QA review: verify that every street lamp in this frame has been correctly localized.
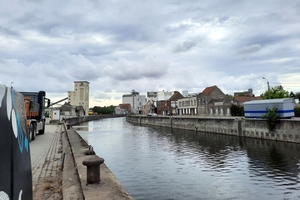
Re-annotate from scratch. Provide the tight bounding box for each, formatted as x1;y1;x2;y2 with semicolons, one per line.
262;77;270;99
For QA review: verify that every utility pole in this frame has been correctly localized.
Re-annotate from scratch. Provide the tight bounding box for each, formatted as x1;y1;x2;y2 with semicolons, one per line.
262;77;270;99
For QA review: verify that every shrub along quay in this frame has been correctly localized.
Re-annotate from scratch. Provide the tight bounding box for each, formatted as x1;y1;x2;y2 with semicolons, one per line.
126;115;300;143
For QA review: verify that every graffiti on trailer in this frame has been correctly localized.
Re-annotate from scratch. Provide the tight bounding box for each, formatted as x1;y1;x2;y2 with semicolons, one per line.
0;84;32;200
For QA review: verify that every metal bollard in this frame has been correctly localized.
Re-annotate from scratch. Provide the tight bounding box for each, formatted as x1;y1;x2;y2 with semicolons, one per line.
82;155;104;184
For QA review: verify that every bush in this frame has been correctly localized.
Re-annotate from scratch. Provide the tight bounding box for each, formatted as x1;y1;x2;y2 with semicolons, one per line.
230;104;244;116
262;107;279;132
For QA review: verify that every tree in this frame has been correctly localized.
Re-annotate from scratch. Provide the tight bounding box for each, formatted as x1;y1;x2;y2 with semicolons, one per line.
295;92;300;101
92;105;115;114
261;85;289;99
225;94;233;98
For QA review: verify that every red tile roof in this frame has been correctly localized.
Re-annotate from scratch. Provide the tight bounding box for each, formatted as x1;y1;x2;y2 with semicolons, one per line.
169;91;184;101
234;96;262;103
201;85;216;95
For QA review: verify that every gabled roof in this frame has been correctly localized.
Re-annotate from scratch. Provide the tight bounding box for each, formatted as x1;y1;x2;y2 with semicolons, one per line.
60;102;73;111
234;96;262;103
169;91;184;101
201;85;217;95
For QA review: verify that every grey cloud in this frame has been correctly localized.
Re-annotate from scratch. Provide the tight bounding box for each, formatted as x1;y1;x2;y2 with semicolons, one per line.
241;34;289;48
103;56;169;81
165;24;193;33
174;41;197;53
0;26;20;36
239;44;261;54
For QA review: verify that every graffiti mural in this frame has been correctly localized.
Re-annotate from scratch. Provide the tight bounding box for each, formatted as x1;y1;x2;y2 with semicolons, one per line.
0;84;32;200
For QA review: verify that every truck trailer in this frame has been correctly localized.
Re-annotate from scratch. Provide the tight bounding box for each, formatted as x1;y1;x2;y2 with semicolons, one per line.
244;98;295;118
20;91;50;141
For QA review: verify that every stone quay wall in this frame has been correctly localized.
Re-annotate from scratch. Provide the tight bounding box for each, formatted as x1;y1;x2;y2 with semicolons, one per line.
126;115;300;143
60;114;126;126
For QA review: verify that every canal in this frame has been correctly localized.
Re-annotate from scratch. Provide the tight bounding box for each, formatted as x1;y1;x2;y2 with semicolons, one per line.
74;117;300;200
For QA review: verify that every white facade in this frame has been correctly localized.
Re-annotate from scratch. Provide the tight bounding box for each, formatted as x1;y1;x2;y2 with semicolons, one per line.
177;95;198;115
122;90;146;114
68;81;90;116
51;109;60;120
157;91;173;101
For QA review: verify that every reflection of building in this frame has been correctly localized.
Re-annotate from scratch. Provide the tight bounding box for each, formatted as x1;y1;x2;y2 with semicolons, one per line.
68;81;89;116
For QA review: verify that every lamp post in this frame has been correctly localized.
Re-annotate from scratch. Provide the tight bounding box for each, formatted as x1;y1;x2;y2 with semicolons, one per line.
262;77;270;99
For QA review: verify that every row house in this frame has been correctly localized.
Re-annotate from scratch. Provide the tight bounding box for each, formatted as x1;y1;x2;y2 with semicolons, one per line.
145;90;174;115
127;86;260;116
156;91;184;115
197;85;235;116
177;94;198;115
155;86;228;116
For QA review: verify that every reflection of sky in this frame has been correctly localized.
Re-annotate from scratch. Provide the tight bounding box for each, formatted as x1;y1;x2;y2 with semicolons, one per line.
76;117;300;200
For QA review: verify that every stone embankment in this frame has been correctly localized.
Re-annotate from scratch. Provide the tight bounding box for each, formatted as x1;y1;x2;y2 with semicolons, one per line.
126;115;300;143
50;114;126;126
63;124;133;200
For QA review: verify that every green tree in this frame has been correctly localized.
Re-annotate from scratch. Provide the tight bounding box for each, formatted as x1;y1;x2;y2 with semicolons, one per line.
92;105;115;114
261;85;289;99
294;92;300;101
225;94;233;98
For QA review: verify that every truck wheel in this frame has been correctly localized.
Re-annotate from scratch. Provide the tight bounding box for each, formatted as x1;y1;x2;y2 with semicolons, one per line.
31;123;36;141
29;124;33;142
39;120;45;134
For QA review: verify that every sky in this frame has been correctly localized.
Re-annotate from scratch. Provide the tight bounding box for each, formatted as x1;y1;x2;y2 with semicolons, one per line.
1;0;300;107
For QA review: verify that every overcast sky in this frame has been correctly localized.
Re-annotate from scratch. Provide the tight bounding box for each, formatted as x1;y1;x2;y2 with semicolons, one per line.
1;0;300;107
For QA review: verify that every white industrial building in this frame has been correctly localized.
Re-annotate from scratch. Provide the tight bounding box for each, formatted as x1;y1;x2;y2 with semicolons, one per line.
68;81;90;116
122;90;146;114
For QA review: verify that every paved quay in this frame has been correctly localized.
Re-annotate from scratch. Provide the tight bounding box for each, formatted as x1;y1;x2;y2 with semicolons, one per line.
30;124;133;200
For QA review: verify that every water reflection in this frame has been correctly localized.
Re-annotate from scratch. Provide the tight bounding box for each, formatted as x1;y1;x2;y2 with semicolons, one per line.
74;117;300;200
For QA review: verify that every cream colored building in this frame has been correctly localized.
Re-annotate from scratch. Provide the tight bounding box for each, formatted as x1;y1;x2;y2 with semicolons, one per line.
68;81;90;116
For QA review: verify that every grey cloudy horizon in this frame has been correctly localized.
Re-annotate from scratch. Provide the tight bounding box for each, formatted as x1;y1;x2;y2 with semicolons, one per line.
1;0;300;106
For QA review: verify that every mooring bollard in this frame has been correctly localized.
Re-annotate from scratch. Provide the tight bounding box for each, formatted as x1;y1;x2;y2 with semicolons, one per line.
82;155;104;184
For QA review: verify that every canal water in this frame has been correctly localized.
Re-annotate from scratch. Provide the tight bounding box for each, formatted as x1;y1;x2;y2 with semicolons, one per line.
74;117;300;200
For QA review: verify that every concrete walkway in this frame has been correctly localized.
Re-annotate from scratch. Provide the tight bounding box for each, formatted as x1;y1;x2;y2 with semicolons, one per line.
30;124;63;199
